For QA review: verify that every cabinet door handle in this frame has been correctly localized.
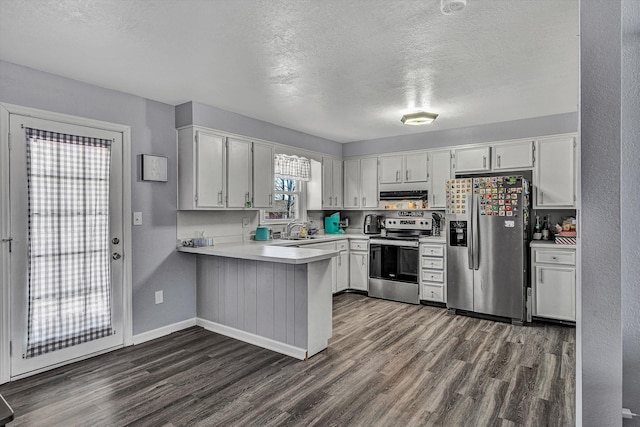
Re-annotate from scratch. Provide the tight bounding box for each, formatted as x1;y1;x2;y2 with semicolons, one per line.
540;191;544;204
269;193;272;206
334;196;338;205
396;170;399;182
363;197;366;206
329;197;332;206
483;156;486;168
218;191;223;205
406;170;409;181
354;196;357;206
361;256;365;266
540;270;543;284
433;194;436;206
497;155;501;168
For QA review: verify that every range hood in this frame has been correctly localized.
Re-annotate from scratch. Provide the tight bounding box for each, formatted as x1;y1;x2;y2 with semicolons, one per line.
379;190;428;201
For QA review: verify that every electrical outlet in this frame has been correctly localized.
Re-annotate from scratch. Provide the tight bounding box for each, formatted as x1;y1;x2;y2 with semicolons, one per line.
133;212;143;226
155;290;163;304
242;217;250;228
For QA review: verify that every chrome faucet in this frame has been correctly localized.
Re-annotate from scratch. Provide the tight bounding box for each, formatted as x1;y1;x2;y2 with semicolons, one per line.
286;221;307;238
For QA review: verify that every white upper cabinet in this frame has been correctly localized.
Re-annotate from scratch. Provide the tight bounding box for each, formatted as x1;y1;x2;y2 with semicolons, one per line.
535;136;576;208
343;157;378;209
178;128;226;210
360;157;378;208
379;155;403;184
453;146;491;173
379;153;428;184
252;142;274;208
343;158;360;208
428;150;452;209
492;140;534;170
404;152;429;182
227;137;253;208
322;157;343;209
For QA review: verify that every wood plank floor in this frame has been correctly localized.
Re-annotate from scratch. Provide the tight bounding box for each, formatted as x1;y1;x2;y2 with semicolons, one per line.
0;293;575;426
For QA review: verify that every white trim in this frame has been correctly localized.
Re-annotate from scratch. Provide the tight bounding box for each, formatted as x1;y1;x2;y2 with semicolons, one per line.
196;318;307;360
132;318;197;345
0;105;10;384
9;344;123;381
0;103;134;383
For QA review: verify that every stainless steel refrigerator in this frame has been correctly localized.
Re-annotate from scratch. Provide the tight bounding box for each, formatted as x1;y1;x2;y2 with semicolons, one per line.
446;176;530;324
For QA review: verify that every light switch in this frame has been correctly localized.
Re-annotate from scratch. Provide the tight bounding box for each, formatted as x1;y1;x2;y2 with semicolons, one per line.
155;290;163;304
133;212;143;225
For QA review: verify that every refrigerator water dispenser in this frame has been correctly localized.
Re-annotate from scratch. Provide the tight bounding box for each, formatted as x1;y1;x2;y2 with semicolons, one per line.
449;221;468;247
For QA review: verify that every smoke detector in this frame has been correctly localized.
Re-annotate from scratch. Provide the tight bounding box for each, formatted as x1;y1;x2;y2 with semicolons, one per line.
441;0;466;15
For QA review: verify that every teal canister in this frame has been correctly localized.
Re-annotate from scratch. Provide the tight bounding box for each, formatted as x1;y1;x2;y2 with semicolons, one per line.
255;227;269;241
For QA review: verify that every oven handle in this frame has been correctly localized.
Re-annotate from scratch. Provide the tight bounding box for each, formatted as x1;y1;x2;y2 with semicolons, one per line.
369;239;419;248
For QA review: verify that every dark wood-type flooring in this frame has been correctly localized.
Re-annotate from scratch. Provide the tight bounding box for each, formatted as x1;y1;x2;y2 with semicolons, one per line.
0;293;575;426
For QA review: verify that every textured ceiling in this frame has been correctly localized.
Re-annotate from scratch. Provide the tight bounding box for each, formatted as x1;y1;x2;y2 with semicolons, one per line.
0;0;579;143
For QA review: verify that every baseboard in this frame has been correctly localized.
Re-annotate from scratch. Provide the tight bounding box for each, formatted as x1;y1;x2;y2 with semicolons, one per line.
132;318;197;345
196;318;307;360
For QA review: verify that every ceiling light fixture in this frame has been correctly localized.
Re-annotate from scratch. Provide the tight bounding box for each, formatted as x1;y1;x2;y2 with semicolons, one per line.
400;112;439;125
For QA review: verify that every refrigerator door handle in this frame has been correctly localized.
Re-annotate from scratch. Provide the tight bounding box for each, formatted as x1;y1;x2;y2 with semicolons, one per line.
467;193;474;270
472;194;480;270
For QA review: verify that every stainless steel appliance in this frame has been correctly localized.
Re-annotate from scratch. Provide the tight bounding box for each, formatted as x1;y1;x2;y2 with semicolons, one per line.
369;211;432;304
363;214;382;234
446;176;530;324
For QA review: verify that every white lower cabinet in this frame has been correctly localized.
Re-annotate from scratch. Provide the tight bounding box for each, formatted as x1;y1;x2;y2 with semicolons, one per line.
349;239;369;291
420;242;446;302
299;239;349;294
531;246;576;321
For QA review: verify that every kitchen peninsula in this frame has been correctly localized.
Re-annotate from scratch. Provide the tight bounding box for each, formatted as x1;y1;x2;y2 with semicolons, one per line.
179;242;338;360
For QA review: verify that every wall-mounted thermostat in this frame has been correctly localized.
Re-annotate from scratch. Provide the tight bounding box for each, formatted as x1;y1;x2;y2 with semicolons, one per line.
141;154;168;182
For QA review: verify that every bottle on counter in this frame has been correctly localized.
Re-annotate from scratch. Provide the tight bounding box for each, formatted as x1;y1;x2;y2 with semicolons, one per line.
533;216;542;240
542;216;550;240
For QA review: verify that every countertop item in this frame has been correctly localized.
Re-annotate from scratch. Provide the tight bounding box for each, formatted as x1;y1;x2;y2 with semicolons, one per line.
419;236;447;244
255;227;269;241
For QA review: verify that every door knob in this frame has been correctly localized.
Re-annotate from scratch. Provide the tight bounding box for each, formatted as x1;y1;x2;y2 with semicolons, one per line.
112;252;122;260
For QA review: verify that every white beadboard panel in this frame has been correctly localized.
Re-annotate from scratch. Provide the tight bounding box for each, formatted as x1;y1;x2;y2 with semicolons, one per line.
225;258;239;329
294;265;308;349
196;255;331;357
273;265;288;343
243;261;258;334
257;262;275;339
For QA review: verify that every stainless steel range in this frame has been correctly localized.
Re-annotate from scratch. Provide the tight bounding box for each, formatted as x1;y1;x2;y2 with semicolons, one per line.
369;211;432;304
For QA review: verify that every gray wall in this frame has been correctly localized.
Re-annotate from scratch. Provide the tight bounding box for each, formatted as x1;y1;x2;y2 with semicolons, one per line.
622;0;640;424
580;1;623;426
0;60;197;335
342;112;578;157
176;101;343;157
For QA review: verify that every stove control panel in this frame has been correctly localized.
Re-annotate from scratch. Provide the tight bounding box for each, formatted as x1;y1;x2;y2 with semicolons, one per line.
385;217;432;230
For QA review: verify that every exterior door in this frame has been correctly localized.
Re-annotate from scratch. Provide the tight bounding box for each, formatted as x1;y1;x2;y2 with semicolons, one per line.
9;115;124;377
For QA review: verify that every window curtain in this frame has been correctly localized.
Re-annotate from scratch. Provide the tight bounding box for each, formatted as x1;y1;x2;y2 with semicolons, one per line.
24;127;113;358
274;153;310;181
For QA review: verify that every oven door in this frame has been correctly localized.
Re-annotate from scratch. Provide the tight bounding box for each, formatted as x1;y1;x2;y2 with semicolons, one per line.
369;240;420;304
369;241;419;283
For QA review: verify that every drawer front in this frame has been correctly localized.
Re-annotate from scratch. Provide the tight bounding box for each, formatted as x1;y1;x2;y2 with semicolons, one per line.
420;244;444;257
421;284;444;302
421;257;444;270
421;269;444;283
350;240;368;251
336;240;348;251
535;250;575;266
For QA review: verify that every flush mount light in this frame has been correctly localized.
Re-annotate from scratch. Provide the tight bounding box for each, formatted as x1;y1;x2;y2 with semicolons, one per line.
400;111;439;125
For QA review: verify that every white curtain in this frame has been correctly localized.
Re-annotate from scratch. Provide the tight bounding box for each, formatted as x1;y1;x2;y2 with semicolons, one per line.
24;127;113;358
274;153;311;181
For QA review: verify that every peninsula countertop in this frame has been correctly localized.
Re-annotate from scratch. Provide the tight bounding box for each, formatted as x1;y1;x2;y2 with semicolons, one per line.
178;240;339;264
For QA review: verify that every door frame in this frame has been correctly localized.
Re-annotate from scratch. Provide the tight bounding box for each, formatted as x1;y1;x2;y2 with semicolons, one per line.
0;103;133;384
